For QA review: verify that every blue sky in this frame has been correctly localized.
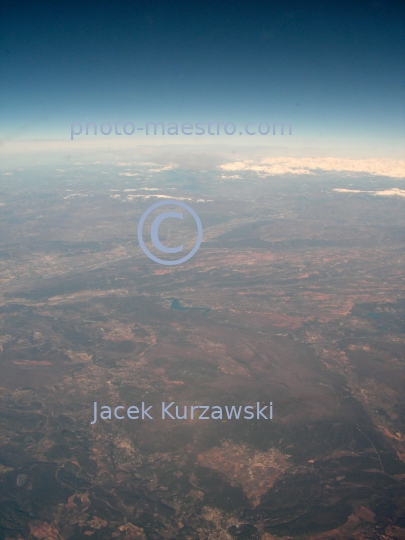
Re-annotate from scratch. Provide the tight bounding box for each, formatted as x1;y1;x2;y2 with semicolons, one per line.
0;0;404;157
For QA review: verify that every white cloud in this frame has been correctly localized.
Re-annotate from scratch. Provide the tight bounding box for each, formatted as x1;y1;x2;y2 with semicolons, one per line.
121;194;210;202
333;188;405;198
219;157;405;178
125;194;193;201
123;188;161;192
148;163;178;172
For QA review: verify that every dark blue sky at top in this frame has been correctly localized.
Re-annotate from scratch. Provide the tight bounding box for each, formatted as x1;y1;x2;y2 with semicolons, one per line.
0;0;404;145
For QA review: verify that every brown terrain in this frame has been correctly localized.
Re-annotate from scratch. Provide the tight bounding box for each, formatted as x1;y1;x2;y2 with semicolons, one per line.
0;166;404;539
